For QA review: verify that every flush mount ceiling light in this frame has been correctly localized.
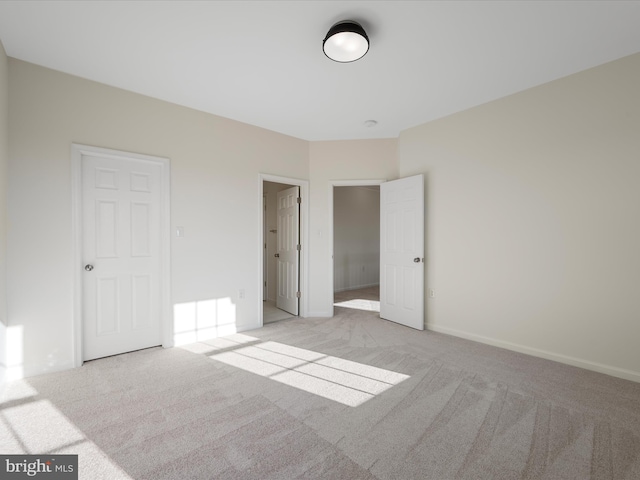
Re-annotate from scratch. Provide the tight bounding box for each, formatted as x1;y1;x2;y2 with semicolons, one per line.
323;20;369;63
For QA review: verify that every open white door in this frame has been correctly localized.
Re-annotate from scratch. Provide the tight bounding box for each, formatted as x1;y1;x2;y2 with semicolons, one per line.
380;174;425;330
276;186;300;315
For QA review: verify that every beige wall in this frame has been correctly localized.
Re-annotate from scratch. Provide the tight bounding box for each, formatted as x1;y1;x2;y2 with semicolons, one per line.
0;41;8;384
398;53;640;381
8;59;309;377
5;48;640;383
308;139;397;316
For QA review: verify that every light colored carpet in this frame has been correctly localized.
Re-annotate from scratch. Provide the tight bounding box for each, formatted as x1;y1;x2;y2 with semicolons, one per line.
263;300;295;324
334;285;380;304
2;304;640;479
334;285;380;312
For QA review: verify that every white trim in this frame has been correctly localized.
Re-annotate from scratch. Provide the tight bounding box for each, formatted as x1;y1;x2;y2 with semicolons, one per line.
71;144;172;368
259;174;310;327
428;323;640;384
71;149;82;368
334;282;380;293
262;194;268;301
329;179;385;316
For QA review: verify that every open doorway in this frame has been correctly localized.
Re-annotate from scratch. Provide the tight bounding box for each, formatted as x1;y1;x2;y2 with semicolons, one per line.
332;184;381;313
263;180;299;324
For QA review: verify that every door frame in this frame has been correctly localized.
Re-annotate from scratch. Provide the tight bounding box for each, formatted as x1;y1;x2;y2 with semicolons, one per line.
71;144;172;368
263;194;267;300
259;174;309;326
329;179;385;316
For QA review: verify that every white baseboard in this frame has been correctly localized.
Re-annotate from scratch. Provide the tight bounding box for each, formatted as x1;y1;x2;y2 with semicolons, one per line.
19;360;76;380
237;323;260;333
427;323;640;384
334;283;379;293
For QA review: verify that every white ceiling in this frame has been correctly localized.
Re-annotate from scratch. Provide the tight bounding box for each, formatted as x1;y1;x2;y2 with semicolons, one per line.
1;1;639;141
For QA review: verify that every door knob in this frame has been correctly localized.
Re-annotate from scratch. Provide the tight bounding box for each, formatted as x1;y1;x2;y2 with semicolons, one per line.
413;257;421;263
274;253;280;258
84;264;94;271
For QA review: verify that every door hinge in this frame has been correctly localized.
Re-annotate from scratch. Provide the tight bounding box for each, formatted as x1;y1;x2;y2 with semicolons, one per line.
296;291;301;298
264;281;267;287
297;244;301;251
297;197;301;204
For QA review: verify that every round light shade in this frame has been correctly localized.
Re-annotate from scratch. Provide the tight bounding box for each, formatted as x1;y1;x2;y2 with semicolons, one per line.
323;21;369;63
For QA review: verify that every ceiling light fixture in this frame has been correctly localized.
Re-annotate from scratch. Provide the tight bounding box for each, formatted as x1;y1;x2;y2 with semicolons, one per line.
323;20;369;63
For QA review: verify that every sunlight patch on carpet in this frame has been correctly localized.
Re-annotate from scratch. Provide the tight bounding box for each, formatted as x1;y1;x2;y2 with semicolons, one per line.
208;337;409;407
333;298;380;312
1;395;134;479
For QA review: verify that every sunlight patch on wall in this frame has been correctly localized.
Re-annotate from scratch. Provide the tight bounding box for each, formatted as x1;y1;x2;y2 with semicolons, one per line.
173;298;237;346
208;336;409;407
333;298;380;312
5;325;24;381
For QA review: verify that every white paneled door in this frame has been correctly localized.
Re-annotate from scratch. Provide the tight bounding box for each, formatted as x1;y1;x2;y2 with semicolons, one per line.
276;186;300;315
380;175;425;330
81;153;163;361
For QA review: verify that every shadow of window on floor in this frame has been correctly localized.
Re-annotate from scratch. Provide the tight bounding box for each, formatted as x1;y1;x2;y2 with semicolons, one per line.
201;334;409;407
0;383;134;478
